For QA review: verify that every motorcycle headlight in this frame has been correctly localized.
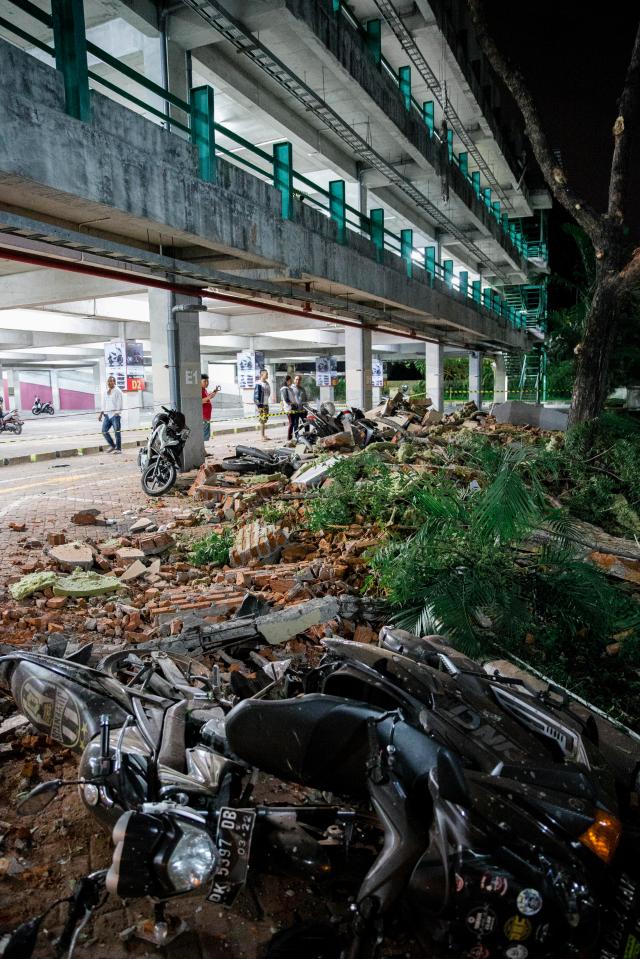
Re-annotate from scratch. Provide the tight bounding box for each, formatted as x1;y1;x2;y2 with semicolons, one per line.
166;825;218;892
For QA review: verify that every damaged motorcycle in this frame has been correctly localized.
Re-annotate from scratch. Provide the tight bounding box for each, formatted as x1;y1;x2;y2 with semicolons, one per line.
1;629;640;959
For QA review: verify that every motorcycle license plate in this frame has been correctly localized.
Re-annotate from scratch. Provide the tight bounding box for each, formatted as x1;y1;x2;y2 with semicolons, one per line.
207;807;256;906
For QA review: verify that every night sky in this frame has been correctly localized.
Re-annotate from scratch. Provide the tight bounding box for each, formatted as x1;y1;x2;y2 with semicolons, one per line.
482;1;639;299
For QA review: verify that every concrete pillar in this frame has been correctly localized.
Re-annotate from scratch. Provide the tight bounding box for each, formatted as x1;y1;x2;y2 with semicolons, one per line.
50;369;61;411
142;35;188;131
319;385;335;406
148;289;205;470
425;341;444;411
469;351;482;408
493;354;507;404
345;326;373;411
94;358;105;411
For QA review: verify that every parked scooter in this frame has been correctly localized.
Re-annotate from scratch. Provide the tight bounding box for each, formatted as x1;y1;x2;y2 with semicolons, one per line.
31;396;54;416
2;629;640;959
138;406;189;495
0;408;24;435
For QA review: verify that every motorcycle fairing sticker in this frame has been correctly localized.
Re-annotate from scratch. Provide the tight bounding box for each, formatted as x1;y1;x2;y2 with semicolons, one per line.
18;677;84;748
504;916;532;941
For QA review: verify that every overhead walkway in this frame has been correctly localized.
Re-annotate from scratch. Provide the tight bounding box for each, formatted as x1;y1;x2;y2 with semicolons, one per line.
0;31;533;352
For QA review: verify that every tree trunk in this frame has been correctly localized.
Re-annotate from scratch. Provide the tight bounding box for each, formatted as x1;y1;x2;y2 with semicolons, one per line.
568;263;621;425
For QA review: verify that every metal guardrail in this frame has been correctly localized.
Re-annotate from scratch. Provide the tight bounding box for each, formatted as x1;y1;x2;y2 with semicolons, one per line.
0;0;542;333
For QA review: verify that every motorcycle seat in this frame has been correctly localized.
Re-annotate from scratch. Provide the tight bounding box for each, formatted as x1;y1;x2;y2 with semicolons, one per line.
225;694;441;800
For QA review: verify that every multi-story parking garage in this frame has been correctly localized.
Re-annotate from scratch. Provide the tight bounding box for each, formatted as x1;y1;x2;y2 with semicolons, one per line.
0;0;551;466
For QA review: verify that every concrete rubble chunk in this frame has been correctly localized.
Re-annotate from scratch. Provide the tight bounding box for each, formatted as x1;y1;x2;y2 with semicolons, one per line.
422;409;443;426
291;457;340;489
319;431;355;451
229;522;290;567
9;571;58;600
0;714;29;742
129;517;158;534
71;508;107;526
115;546;146;562
257;597;341;645
139;531;176;555
53;570;122;598
120;559;148;582
49;541;94;570
491;400;568;432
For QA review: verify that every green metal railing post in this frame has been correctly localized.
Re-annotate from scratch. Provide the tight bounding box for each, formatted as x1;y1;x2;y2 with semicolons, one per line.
447;129;453;162
482;187;491;211
459;270;468;297
273;142;294;220
399;66;411;112
330;0;340;11
423;101;434;137
365;19;381;65
190;85;216;183
458;152;468;177
492;200;501;221
370;208;384;263
443;259;453;287
329;179;346;245
51;0;90;121
424;245;436;284
482;288;491;309
471;279;481;304
471;171;480;198
400;229;413;278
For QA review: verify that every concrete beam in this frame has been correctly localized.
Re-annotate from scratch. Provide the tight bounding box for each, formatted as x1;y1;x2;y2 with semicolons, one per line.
0;270;141;309
192;45;357;182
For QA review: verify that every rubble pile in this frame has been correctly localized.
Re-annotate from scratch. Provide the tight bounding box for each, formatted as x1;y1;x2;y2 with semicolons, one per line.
1;405;638;723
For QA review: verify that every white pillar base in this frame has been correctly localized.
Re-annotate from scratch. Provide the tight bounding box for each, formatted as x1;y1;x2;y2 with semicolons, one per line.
425;341;444;411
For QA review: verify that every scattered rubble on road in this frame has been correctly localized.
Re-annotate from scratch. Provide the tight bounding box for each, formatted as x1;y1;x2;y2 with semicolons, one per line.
1;400;639;712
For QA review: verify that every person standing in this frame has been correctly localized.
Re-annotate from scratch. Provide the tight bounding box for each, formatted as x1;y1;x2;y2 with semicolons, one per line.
253;369;271;441
99;375;123;454
292;374;308;424
281;374;297;441
201;373;220;442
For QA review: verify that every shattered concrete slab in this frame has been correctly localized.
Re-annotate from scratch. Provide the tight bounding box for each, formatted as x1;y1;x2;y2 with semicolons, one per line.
48;542;94;570
291;457;340;488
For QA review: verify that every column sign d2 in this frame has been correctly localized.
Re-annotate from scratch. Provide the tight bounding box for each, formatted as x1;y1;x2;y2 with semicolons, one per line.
125;341;145;392
105;340;145;392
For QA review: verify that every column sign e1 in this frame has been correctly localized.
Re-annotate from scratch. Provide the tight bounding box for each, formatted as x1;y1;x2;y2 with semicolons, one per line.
104;340;145;392
372;358;384;388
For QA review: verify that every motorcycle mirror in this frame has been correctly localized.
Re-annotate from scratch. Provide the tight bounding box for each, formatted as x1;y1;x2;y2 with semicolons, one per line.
436;751;470;807
16;779;62;816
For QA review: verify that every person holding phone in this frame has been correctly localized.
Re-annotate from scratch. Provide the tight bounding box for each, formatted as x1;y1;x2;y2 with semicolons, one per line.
201;373;220;442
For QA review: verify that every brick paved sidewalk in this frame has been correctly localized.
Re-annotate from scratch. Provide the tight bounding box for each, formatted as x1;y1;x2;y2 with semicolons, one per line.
0;427;288;562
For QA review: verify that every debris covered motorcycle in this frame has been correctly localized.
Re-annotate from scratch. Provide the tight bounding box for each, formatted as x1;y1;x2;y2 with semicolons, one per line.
1;629;640;959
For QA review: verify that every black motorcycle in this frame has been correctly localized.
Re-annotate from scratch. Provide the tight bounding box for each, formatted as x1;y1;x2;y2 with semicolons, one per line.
1;631;640;959
295;403;382;450
0;408;24;435
31;396;54;416
138;406;189;495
